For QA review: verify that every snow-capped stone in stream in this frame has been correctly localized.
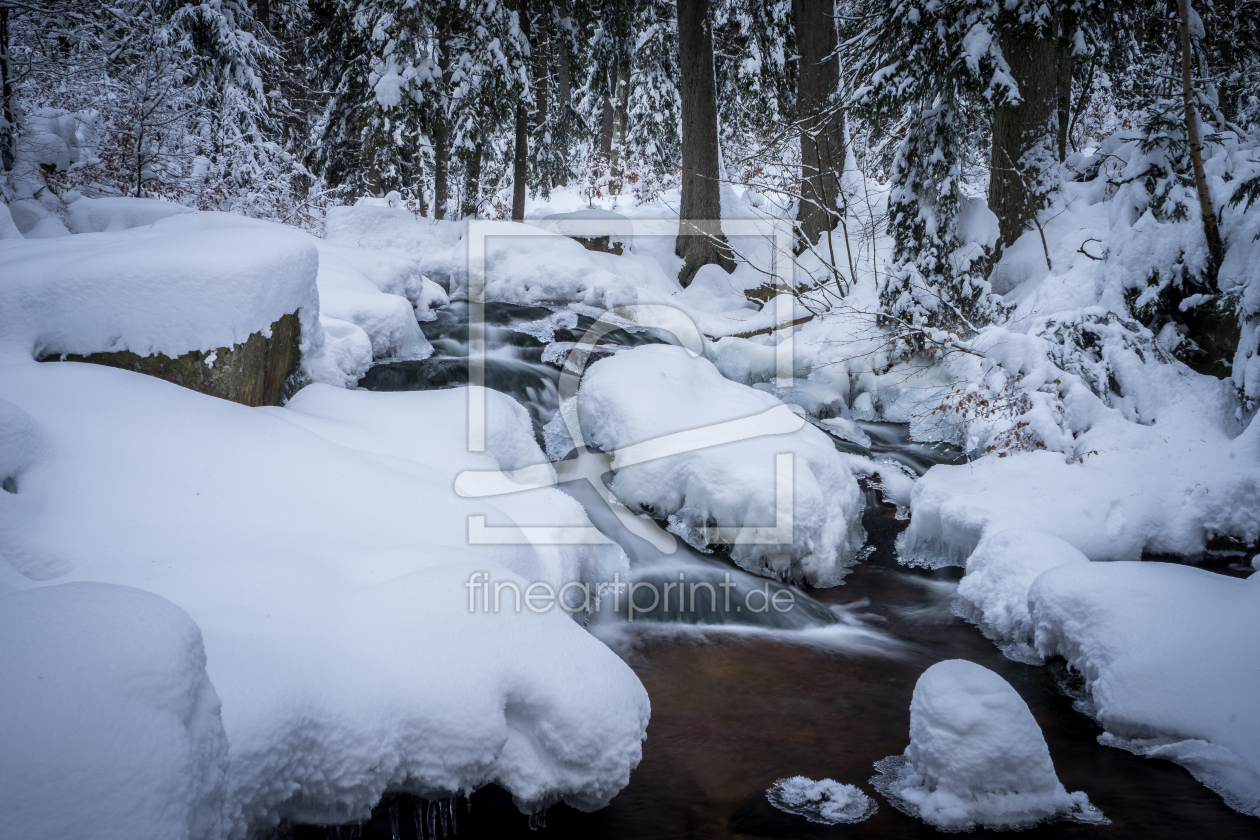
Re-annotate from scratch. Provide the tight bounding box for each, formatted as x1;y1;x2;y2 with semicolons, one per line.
954;530;1091;662
0;583;229;840
872;659;1106;832
576;343;865;586
766;776;877;824
1030;562;1260;817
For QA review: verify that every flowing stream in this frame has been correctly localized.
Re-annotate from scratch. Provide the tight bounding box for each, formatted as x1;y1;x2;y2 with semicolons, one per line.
287;302;1256;839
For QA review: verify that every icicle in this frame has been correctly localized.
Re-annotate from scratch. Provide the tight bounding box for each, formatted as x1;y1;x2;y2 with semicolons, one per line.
449;795;458;835
389;802;400;840
528;808;547;831
439;798;450;838
414;800;425;840
426;798;437;839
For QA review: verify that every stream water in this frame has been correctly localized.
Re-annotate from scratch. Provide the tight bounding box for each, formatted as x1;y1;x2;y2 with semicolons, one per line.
288;302;1256;839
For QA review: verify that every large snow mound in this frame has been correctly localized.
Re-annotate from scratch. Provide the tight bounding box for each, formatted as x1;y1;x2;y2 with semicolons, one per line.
897;417;1260;567
64;196;194;233
954;530;1091;662
576;343;864;586
1030;562;1260;816
872;659;1105;832
0;582;229;840
0;362;646;837
0;223;319;365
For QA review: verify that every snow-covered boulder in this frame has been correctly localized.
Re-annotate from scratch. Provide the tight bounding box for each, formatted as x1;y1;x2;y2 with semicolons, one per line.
576;343;864;586
64;196;194;233
0;219;319;404
0;583;229;840
1030;561;1260;816
897;415;1260;567
954;530;1091;661
872;659;1105;832
0;362;646;836
538;208;634;254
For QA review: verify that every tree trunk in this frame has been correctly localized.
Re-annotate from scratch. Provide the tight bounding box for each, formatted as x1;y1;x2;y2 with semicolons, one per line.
461;142;482;219
1055;34;1073;162
1178;0;1224;281
989;12;1059;254
0;7;14;172
255;0;270;33
676;0;734;286
512;0;531;221
555;22;572;184
599;57;617;163
433;8;454;218
612;65;631;172
793;0;845;251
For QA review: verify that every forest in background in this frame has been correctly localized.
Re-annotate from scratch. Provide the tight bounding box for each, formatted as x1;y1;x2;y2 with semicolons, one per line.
3;0;1260;405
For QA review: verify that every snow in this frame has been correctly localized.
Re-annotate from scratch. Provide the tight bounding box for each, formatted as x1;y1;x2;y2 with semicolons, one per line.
953;529;1091;662
898;418;1260;568
576;343;864;586
1030;561;1260;816
0;360;647;837
64;196;194;234
872;659;1106;832
0;582;229;840
0;219;320;367
766;776;877;824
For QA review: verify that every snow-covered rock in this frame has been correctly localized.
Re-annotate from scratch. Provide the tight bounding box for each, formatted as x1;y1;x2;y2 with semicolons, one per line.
1030;561;1260;816
0;219;319;369
897;416;1260;567
872;659;1105;832
954;530;1091;662
576;343;864;586
0;582;229;840
64;196;194;233
0;361;647;837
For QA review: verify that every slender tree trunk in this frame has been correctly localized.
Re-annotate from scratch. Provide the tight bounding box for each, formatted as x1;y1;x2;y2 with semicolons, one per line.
555;21;572;185
461;142;482;219
612;65;630;172
255;0;270;33
989;11;1059;254
433;8;454;219
793;0;845;251
1055;33;1074;163
0;7;14;172
1177;0;1224;281
599;57;617;163
676;0;734;286
512;0;531;221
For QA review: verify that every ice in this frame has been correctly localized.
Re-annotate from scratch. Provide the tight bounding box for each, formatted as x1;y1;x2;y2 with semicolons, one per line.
0;582;229;840
576;343;864;586
766;776;877;824
0;361;647;837
953;530;1090;662
872;659;1106;832
1030;562;1260;816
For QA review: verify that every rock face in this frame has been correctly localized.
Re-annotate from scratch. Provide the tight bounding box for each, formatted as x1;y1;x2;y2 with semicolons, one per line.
45;311;301;407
